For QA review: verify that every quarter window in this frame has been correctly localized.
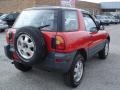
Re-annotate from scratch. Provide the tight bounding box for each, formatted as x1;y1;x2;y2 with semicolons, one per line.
64;10;78;31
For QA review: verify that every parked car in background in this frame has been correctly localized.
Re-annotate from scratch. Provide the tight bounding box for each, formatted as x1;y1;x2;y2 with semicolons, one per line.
0;12;19;32
114;16;120;24
96;15;110;25
107;16;119;24
0;14;9;32
111;16;117;24
107;16;113;24
115;16;120;23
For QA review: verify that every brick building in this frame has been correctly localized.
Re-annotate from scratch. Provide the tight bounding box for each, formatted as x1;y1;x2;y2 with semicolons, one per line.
76;1;100;15
0;0;101;15
0;0;35;13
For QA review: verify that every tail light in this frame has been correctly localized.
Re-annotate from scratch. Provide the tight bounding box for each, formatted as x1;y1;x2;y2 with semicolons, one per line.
51;35;65;50
55;36;65;50
6;31;13;43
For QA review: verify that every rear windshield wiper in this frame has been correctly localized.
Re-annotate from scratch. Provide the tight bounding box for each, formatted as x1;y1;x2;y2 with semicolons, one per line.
38;25;50;29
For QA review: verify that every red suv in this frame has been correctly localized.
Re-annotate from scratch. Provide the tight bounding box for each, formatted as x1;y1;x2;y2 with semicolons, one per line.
4;6;110;88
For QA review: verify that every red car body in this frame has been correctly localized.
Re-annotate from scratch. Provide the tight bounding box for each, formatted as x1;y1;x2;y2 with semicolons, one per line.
4;6;110;87
4;6;110;72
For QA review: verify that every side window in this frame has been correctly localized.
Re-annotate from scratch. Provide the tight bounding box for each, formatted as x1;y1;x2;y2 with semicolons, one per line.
64;10;79;31
83;14;96;32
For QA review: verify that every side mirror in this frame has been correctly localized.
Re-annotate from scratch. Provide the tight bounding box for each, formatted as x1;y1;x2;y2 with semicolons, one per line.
95;19;104;30
90;27;98;33
95;21;105;30
99;25;105;30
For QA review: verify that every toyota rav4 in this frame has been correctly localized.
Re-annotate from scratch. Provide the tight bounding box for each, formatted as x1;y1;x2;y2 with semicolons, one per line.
4;6;110;88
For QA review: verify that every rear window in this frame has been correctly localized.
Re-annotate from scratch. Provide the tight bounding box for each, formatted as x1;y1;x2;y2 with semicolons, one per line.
63;10;79;31
13;10;57;31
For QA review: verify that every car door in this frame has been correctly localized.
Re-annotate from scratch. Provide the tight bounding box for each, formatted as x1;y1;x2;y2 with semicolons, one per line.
83;14;104;57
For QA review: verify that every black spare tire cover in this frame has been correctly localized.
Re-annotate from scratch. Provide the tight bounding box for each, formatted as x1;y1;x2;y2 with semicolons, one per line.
14;26;47;65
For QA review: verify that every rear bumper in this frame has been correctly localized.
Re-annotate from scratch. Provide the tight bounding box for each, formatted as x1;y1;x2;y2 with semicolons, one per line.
4;45;12;59
4;45;76;73
38;52;76;73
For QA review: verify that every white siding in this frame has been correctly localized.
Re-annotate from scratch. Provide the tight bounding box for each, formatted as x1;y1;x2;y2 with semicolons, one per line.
101;2;120;9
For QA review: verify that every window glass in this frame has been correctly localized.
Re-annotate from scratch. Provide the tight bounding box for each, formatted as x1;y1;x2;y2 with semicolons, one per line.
83;14;96;31
64;10;78;31
13;10;57;31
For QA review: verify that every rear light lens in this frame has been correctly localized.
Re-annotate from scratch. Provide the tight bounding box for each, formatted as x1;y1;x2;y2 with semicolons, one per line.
55;59;64;63
6;31;13;43
8;32;13;40
55;36;65;50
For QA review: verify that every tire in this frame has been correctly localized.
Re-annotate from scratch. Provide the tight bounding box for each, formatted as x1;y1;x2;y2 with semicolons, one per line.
64;54;84;88
14;26;47;65
98;40;109;59
13;61;32;72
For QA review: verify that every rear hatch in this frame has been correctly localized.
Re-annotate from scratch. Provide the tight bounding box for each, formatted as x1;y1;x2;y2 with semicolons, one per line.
7;8;63;52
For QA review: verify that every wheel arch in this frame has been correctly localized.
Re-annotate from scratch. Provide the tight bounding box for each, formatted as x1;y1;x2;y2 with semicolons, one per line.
77;48;88;62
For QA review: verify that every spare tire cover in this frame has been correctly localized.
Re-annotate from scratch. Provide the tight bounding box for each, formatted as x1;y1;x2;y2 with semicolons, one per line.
14;26;47;65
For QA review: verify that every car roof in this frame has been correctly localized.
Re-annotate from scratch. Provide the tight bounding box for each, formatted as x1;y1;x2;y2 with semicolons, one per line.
24;6;78;10
24;6;89;13
23;6;91;15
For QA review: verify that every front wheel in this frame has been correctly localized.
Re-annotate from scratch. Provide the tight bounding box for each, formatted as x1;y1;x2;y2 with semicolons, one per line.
98;40;109;59
13;61;32;72
64;54;84;88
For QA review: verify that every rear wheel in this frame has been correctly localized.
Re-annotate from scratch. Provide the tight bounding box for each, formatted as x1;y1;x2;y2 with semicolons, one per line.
13;61;32;72
98;40;109;59
64;54;84;88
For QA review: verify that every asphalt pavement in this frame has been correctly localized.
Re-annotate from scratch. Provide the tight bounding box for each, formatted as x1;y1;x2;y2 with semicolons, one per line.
0;24;120;90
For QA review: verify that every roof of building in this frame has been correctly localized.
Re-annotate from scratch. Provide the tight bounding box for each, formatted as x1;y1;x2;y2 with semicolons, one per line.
101;2;120;9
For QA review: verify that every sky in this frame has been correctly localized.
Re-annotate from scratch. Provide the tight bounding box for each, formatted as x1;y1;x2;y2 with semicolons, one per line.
80;0;120;3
